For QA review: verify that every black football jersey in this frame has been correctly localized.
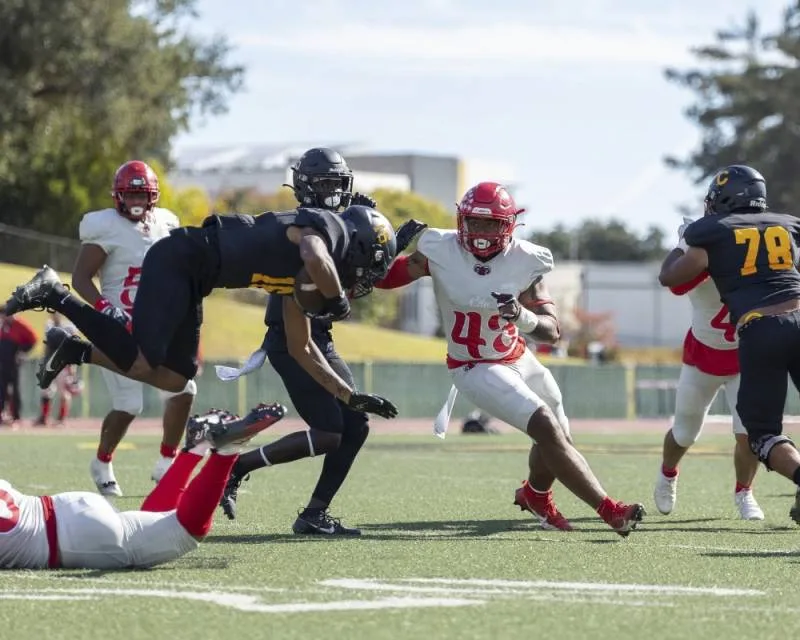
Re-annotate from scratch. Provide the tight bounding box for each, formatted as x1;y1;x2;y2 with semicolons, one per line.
684;212;800;323
204;208;350;293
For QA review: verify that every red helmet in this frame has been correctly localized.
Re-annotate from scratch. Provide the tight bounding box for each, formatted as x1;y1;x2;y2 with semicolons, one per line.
457;182;523;258
112;160;160;221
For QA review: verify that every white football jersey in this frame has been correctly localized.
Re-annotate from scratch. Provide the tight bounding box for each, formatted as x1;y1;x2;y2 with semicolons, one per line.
0;480;49;569
687;277;737;350
79;207;179;311
418;229;554;364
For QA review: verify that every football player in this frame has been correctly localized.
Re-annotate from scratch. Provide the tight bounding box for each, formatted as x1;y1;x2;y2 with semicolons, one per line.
654;213;763;520
0;404;285;570
70;160;195;497
220;148;402;535
659;164;800;522
375;181;645;536
4;204;399;422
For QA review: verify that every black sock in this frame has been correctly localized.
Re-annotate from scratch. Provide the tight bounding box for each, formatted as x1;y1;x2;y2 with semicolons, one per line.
309;423;369;505
792;466;800;486
48;287;138;371
232;448;269;476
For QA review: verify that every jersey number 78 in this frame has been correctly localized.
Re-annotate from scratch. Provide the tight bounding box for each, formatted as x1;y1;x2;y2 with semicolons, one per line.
735;226;794;276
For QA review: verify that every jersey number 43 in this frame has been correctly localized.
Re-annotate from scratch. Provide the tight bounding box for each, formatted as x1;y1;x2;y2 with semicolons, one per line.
735;226;794;276
451;311;518;359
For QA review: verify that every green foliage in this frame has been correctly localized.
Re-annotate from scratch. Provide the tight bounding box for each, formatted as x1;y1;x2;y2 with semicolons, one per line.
0;0;243;236
527;219;667;262
666;3;800;213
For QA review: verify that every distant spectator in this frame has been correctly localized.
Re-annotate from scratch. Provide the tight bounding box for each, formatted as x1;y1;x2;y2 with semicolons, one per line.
0;306;38;426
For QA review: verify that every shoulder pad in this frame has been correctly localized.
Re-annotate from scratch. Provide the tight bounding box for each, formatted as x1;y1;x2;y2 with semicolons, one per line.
515;239;554;274
417;228;456;261
79;209;116;246
683;216;721;248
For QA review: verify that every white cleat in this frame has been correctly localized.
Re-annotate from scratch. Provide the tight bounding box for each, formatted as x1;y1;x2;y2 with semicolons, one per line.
653;471;678;515
735;489;765;521
90;458;123;497
151;456;173;483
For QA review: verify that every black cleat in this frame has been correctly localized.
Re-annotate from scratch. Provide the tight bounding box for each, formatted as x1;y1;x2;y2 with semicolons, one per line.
37;328;88;390
219;472;249;520
206;402;286;451
4;265;63;315
292;509;362;536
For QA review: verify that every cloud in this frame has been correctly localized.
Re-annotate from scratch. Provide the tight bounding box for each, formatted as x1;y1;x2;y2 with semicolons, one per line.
234;22;697;67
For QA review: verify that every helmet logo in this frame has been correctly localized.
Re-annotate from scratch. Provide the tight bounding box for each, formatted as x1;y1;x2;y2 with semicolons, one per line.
715;171;729;186
373;223;390;245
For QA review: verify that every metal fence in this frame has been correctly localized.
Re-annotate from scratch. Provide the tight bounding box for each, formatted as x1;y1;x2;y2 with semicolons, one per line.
0;223;80;273
11;359;800;423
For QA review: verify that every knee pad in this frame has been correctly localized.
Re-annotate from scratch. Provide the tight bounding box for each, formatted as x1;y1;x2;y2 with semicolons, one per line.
748;433;795;470
162;379;197;399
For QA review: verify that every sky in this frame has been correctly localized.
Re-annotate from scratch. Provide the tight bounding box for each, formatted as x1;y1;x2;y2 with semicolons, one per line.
174;0;790;237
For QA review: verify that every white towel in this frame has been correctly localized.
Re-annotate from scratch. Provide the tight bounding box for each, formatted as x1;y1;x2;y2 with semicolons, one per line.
433;385;459;439
214;348;268;382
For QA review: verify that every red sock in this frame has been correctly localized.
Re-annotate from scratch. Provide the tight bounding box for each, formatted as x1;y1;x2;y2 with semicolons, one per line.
96;449;113;463
140;450;204;512
735;482;751;493
57;402;67;421
523;481;552;502
40;398;51;420
176;452;238;538
160;443;178;459
661;464;679;478
596;496;616;520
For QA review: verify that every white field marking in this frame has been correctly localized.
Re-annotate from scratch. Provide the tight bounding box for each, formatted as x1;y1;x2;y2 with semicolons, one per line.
10;574;286;594
322;578;764;598
0;588;480;613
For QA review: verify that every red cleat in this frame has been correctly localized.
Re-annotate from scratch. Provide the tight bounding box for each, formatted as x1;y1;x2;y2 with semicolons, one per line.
514;480;574;531
600;500;645;537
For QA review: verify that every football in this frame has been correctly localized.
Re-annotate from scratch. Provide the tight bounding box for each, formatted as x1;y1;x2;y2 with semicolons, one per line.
293;267;326;316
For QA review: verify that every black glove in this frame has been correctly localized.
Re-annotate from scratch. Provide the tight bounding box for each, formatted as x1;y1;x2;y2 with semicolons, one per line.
490;291;522;321
316;292;351;322
348;392;399;419
351;193;377;208
395;219;428;253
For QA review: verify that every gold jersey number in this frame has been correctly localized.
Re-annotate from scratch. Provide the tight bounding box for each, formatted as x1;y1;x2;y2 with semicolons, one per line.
734;226;794;276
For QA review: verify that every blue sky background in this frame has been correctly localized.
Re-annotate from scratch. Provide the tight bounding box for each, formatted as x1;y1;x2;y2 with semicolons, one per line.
174;0;788;237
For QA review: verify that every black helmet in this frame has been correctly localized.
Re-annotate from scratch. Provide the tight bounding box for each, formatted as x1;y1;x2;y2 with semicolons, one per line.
287;147;354;210
339;205;397;298
705;165;767;214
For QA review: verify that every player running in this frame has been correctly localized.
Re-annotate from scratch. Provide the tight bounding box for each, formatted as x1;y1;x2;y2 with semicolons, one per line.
654;215;763;520
376;181;645;536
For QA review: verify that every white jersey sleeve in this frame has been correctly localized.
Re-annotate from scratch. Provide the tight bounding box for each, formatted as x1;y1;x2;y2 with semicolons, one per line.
79;210;114;253
421;231;554;365
0;480;49;569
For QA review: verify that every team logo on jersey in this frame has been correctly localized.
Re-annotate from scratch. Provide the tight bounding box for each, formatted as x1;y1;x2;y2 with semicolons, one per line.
473;263;491;276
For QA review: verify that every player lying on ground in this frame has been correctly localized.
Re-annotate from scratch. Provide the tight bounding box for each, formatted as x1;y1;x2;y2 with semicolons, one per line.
71;160;195;496
659;164;800;523
4;205;398;420
654;216;764;520
376;181;645;536
0;403;285;570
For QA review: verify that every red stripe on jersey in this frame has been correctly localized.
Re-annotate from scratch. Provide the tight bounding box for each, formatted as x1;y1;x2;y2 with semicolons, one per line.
39;496;61;568
670;271;710;296
682;330;739;376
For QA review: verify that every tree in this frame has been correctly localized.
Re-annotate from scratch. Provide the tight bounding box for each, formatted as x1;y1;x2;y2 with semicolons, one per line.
530;219;666;261
665;3;800;213
0;0;243;236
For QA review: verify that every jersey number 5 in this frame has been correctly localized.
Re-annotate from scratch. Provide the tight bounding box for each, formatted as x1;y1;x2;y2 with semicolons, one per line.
735;226;794;276
0;490;20;533
451;311;518;359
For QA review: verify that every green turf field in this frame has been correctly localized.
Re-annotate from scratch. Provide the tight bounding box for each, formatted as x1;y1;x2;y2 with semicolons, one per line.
2;431;800;640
